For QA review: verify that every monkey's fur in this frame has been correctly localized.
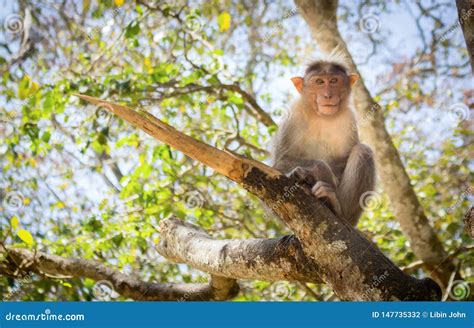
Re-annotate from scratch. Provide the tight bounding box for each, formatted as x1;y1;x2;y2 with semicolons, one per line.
271;59;375;226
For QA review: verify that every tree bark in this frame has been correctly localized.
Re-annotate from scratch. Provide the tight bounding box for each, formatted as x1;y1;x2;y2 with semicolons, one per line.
74;94;441;301
456;0;474;73
157;217;323;283
294;0;454;289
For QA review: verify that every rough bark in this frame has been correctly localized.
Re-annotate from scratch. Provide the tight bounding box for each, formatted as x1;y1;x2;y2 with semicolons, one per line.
157;217;322;283
0;247;238;301
465;206;474;238
456;0;474;73
75;94;441;301
294;0;454;288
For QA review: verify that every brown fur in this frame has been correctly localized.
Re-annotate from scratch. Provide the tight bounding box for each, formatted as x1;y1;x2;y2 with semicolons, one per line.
271;61;375;226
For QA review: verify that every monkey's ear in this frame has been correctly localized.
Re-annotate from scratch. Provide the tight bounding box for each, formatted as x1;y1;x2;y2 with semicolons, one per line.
349;74;359;87
290;77;304;93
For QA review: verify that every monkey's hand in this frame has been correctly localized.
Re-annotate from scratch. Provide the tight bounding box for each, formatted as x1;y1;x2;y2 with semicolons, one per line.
285;166;315;187
311;181;342;217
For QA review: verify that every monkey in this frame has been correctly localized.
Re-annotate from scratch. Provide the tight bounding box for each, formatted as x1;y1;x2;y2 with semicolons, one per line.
271;56;375;226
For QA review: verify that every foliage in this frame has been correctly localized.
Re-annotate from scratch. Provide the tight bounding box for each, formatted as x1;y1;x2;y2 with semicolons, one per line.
0;0;471;301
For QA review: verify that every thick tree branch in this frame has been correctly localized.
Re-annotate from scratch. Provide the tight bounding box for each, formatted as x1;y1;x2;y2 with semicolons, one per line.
74;94;441;301
157;217;322;283
0;247;238;301
294;0;453;288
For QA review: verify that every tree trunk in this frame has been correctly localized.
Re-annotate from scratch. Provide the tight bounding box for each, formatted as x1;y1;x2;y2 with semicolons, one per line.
456;0;474;73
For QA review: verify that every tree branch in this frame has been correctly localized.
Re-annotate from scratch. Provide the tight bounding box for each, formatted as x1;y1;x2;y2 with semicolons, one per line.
157;217;323;283
0;247;238;301
141;82;276;127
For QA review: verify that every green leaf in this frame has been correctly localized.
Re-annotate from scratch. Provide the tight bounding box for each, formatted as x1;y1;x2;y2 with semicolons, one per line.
43;91;54;114
41;131;51;143
125;21;141;39
10;216;19;230
17;229;34;245
217;12;231;32
18;75;31;99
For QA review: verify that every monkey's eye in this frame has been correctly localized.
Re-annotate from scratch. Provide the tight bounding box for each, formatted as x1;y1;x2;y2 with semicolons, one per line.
330;78;338;84
315;79;324;84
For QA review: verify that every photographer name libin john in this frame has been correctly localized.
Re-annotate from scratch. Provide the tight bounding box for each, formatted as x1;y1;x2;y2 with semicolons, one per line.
430;311;466;318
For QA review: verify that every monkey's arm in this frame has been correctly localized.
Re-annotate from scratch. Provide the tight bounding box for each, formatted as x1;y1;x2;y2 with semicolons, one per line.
275;155;343;217
337;143;376;226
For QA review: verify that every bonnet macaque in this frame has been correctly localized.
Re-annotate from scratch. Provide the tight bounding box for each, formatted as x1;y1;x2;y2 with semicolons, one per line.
271;57;375;226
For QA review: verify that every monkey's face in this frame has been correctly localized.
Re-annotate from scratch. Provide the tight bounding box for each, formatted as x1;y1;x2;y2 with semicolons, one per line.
305;74;348;116
291;70;359;116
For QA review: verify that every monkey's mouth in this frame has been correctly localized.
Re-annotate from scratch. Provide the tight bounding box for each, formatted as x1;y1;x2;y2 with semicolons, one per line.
317;104;339;115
